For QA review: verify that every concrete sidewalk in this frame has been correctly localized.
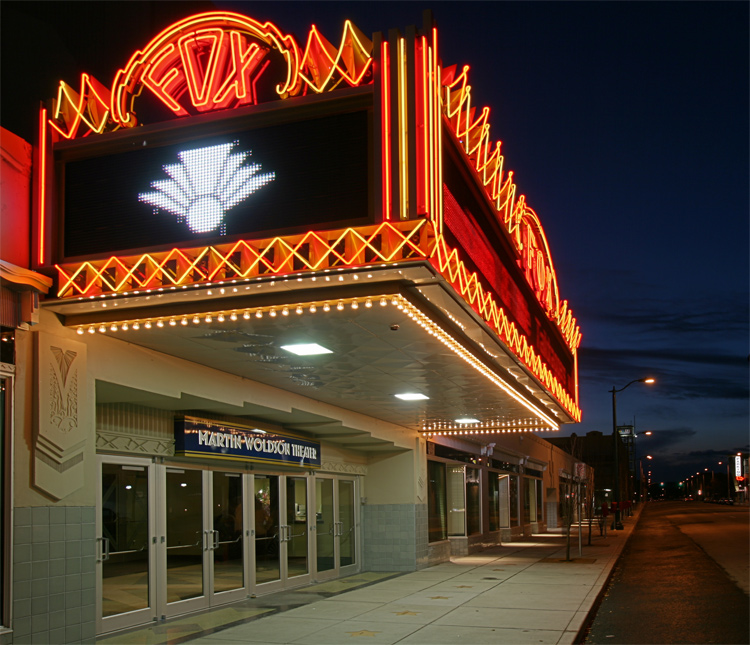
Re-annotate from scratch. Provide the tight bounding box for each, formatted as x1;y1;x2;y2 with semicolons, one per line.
98;513;640;645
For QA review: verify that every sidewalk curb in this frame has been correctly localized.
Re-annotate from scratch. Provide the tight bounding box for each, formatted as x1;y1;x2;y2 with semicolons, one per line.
572;505;645;644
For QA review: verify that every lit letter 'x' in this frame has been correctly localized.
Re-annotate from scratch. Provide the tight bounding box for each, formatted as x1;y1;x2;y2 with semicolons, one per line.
213;31;270;108
177;28;270;112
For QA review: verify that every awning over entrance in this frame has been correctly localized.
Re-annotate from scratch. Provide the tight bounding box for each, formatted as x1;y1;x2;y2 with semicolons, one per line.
45;261;572;451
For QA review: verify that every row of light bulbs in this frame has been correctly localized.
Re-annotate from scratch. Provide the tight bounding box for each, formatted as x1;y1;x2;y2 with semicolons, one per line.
424;428;555;436
393;297;559;430
75;296;394;334
421;418;549;431
73;292;557;432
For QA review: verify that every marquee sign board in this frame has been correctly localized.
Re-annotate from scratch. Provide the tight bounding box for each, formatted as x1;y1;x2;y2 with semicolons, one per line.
60;108;371;258
174;416;321;468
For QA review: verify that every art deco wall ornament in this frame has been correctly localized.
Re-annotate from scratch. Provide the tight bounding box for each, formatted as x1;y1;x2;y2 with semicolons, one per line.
35;332;89;499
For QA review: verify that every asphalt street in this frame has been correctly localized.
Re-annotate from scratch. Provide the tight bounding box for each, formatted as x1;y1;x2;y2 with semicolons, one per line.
583;501;749;644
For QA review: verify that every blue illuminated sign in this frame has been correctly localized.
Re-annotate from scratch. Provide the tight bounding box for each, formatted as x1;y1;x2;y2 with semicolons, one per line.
174;416;320;468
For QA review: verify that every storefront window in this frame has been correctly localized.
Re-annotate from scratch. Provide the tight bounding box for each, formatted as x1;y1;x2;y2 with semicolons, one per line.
466;467;480;535
429;461;483;539
523;478;531;524
509;475;519;526
427;461;447;542
498;475;510;527
488;472;510;530
488;473;499;530
536;479;544;521
524;478;538;524
447;466;465;536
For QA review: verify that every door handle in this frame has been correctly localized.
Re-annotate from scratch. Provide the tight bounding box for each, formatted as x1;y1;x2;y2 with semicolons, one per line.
212;530;220;550
97;537;110;562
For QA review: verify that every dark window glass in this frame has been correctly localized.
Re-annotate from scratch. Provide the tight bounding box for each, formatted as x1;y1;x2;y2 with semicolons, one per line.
466;467;481;535
427;461;447;542
509;475;519;525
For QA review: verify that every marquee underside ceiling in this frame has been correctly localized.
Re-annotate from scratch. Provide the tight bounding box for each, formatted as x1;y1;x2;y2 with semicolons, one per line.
47;263;574;452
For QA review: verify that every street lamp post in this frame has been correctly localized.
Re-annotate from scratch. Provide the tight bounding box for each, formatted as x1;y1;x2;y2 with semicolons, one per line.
611;378;655;530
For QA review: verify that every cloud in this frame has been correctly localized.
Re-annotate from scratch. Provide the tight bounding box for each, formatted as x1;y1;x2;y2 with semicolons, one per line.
641;427;697;451
580;346;747;369
578;298;749;337
578;347;749;401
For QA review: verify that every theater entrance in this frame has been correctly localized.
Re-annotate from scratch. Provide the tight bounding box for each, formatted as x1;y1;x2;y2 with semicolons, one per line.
95;458;248;633
96;457;358;635
315;475;359;580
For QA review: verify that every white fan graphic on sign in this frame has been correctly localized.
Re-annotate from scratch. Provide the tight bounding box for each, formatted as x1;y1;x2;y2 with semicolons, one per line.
138;142;275;234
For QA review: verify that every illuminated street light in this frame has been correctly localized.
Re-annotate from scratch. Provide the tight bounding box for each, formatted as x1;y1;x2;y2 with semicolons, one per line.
611;378;655;529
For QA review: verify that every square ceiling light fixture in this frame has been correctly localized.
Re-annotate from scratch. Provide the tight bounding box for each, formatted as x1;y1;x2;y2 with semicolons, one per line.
394;393;429;401
280;343;333;356
455;417;480;424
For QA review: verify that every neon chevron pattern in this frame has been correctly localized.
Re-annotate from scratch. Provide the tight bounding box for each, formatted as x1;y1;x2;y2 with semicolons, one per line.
54;218;580;420
429;232;581;421
55;220;431;297
48;17;374;138
299;21;373;93
441;64;580;353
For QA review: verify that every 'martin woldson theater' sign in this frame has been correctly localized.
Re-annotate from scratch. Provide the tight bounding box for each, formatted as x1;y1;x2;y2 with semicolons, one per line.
175;417;321;468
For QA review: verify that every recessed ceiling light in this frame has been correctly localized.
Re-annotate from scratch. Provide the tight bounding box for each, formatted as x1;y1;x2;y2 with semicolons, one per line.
455;417;480;424
395;393;429;401
280;343;332;356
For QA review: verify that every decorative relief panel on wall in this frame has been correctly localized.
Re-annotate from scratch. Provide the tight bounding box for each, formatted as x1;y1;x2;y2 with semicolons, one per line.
96;403;175;456
35;333;89;499
96;431;174;456
320;460;367;476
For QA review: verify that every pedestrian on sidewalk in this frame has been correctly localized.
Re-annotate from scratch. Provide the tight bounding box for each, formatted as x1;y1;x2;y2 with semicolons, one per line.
610;501;619;529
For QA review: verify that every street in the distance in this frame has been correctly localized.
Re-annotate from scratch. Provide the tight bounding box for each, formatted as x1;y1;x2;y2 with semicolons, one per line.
584;501;749;644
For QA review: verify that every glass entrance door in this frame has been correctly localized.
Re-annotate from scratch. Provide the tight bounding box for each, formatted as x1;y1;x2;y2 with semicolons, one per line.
315;476;358;580
253;474;280;586
253;474;311;592
285;476;310;583
337;479;357;573
210;472;245;599
97;457;156;634
164;467;205;615
163;468;248;617
98;462;250;634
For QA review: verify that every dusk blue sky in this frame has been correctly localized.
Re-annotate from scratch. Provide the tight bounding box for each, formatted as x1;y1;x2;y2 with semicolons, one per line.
2;1;747;483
